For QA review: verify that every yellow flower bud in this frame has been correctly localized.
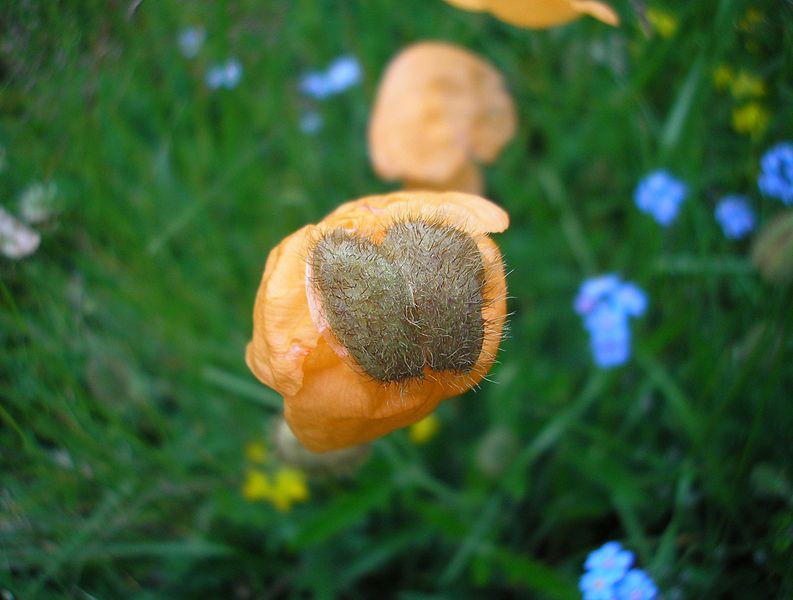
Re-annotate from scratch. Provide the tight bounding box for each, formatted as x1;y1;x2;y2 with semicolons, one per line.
409;414;441;444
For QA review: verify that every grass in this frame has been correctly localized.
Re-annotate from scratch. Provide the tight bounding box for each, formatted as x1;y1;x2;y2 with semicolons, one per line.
1;0;792;597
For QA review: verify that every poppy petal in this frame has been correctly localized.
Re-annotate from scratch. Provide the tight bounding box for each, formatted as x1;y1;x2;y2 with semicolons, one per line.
284;339;450;451
246;225;320;396
572;0;620;25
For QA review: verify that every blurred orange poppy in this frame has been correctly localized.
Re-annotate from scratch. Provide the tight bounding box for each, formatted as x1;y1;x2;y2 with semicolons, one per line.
246;192;509;451
369;42;517;195
443;0;620;28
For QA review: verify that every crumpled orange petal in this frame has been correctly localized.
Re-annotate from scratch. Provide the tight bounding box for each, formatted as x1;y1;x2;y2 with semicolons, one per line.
246;191;508;452
246;225;320;397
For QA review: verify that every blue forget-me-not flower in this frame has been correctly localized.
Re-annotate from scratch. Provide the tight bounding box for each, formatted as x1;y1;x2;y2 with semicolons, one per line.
206;58;243;90
615;569;659;600
573;274;620;315
634;170;688;226
580;541;658;600
715;195;755;239
584;304;631;368
574;275;648;368
584;541;634;576
299;111;323;135
299;55;362;99
178;26;205;59
580;569;623;600
758;142;793;205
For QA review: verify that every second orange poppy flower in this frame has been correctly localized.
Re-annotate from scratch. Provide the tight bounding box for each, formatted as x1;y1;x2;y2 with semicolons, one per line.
443;0;620;29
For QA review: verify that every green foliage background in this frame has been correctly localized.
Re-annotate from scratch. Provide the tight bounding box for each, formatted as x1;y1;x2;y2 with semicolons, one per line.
2;1;792;598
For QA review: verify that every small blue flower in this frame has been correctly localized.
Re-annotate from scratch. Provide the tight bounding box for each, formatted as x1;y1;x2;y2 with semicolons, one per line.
581;543;659;600
325;55;362;92
634;170;688;226
205;58;243;90
575;277;647;369
584;302;628;335
299;71;333;99
574;274;621;315
299;111;323;135
585;541;635;578
178;26;205;59
758;142;793;205
205;66;225;90
222;59;243;88
589;321;631;368
613;283;648;317
580;570;621;600
583;305;628;366
299;55;362;99
715;195;755;239
615;569;658;600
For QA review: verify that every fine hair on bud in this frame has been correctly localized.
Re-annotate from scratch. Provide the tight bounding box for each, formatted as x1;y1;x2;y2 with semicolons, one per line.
309;216;501;384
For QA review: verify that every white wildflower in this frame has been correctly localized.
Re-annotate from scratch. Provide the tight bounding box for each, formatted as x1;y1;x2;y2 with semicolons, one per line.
18;181;58;224
0;206;40;259
206;58;243;90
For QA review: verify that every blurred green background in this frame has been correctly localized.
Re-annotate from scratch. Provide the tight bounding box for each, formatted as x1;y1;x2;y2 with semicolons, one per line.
2;1;792;598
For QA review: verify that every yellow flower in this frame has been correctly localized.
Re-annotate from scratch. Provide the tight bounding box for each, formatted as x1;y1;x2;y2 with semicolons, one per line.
270;467;309;511
242;467;309;511
713;66;765;99
738;8;763;33
713;64;734;90
729;71;766;100
242;469;274;501
731;103;770;140
244;440;268;464
409;414;441;444
646;8;678;38
442;0;619;29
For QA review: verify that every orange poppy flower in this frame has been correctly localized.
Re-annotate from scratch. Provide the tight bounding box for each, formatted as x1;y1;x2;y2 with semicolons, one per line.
368;42;517;196
246;191;509;452
443;0;620;29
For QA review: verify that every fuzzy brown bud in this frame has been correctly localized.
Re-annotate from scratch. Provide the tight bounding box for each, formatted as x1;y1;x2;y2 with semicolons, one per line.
752;210;793;285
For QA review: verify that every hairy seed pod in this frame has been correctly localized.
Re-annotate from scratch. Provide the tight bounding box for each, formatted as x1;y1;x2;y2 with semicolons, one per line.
380;221;485;374
311;221;487;383
311;229;424;382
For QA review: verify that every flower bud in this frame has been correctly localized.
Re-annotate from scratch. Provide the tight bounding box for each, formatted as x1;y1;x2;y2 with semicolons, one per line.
272;417;371;477
476;427;519;478
751;210;793;285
